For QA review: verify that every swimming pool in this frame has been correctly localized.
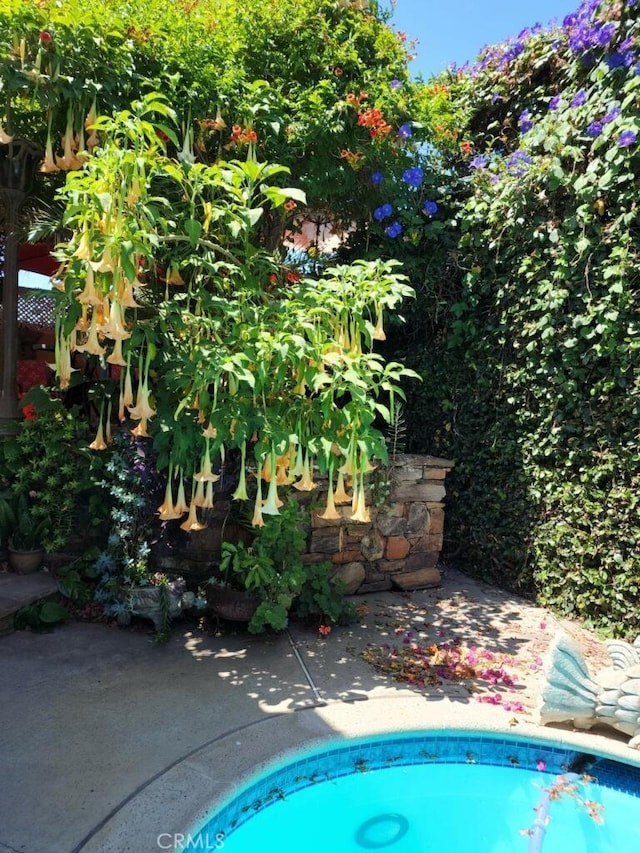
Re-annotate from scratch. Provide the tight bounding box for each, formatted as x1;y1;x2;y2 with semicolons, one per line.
189;731;640;851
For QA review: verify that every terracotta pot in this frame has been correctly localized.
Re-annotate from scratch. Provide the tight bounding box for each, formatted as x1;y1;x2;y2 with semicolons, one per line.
206;584;261;622
8;546;45;574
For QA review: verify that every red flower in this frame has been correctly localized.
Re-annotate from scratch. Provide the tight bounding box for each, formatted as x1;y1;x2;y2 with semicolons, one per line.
286;271;301;283
22;404;37;421
460;141;473;154
319;624;332;636
38;31;52;44
284;200;297;212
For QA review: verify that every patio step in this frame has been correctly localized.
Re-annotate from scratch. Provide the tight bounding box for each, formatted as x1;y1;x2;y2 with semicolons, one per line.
0;570;58;636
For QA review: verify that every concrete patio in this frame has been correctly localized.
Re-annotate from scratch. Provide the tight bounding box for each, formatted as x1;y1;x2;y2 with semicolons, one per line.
1;566;638;853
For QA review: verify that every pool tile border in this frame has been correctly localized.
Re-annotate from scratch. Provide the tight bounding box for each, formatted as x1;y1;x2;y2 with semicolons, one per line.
194;730;640;844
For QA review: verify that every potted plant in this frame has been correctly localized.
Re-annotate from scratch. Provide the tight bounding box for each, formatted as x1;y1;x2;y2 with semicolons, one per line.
206;541;269;624
1;493;48;573
207;501;308;633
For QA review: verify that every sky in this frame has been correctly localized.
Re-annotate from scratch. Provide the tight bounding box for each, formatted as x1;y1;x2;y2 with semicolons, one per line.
387;0;583;78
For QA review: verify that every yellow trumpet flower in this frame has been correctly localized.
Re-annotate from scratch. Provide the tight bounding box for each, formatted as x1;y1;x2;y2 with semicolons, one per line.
275;453;293;485
122;359;134;409
118;278;142;309
232;442;249;500
290;441;304;478
192;479;206;507
127;353;156;420
40;118;59;173
251;461;265;528
85;98;97;131
76;311;105;356
107;338;127;367
74;229;93;261
174;475;189;516
262;447;281;515
194;438;220;483
318;465;341;520
130;417;150;438
372;311;386;341
90;247;115;274
333;468;351;504
180;495;207;532
201;480;215;510
55;330;75;390
158;466;183;521
117;387;126;423
75;304;90;332
56;109;84;171
88;407;107;451
293;451;317;492
350;471;371;523
100;299;131;341
202;421;218;439
167;264;184;286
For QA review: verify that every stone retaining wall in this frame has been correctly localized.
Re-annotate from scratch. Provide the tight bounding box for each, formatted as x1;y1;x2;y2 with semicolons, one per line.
152;453;454;594
303;454;454;593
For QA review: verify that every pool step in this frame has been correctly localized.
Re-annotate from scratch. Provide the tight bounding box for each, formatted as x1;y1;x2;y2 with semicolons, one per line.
0;570;58;636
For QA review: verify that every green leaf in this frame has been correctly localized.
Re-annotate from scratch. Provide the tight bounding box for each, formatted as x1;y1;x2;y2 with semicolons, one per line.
184;218;203;247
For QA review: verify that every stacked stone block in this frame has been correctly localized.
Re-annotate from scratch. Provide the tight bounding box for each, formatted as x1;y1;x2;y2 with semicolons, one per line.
305;454;454;593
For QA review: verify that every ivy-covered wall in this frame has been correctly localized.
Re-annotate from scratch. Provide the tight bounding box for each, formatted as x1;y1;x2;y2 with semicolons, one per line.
389;0;640;638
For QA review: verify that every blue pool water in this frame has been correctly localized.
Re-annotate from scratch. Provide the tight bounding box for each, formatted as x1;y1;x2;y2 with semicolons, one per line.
189;732;640;852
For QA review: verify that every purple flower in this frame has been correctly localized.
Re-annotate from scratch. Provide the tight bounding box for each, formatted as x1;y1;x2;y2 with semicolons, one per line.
390;79;402;90
507;149;533;177
402;167;424;187
371;171;384;186
518;109;533;133
618;129;637;147
385;221;402;238
595;23;617;47
423;200;438;216
398;123;412;139
470;155;489;170
549;95;560;111
602;106;621;124
571;89;587;108
586;120;603;138
373;203;393;221
491;91;502;104
607;51;634;70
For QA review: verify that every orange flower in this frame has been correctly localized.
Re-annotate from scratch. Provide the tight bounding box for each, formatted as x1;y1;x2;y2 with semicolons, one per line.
284;200;297;212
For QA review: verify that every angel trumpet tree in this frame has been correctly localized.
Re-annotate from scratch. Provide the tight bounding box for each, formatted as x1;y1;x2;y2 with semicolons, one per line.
51;95;418;530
